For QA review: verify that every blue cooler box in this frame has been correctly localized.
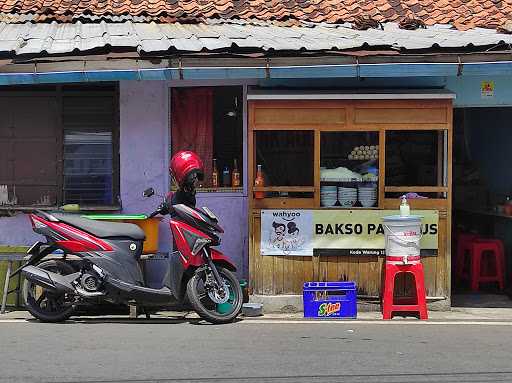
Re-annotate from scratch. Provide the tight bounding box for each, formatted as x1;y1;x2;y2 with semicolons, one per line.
303;281;357;319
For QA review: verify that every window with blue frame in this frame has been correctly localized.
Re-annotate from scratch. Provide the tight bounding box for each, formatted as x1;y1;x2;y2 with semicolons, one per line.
0;84;119;208
63;131;114;205
61;87;119;206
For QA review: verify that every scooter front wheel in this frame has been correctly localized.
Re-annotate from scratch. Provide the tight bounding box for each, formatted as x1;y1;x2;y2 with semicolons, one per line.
187;267;243;324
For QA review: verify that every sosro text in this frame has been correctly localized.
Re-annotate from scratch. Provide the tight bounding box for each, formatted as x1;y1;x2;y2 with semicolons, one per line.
315;223;438;235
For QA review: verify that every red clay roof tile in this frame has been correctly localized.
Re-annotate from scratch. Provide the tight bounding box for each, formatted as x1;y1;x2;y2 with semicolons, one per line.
1;0;512;30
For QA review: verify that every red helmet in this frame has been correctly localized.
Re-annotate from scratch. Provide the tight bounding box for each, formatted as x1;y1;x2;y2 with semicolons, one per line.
169;151;204;188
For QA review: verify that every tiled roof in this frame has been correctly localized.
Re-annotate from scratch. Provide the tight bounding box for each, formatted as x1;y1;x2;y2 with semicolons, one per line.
2;19;512;57
0;0;512;30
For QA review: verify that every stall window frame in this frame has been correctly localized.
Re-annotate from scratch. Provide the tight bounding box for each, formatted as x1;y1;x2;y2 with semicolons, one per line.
167;81;254;198
248;96;453;298
249;99;453;212
383;129;449;199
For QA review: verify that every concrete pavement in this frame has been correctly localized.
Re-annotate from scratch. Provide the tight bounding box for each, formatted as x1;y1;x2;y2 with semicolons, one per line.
1;315;512;383
3;305;512;323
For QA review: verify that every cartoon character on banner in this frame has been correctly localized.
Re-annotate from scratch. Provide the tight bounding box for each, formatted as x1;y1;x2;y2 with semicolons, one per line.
270;220;306;254
270;222;287;251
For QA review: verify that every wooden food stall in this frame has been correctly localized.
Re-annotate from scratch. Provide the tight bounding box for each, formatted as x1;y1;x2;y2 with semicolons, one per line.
248;91;453;302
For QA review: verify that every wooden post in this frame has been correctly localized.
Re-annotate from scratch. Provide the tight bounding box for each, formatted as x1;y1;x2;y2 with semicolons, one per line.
1;261;12;314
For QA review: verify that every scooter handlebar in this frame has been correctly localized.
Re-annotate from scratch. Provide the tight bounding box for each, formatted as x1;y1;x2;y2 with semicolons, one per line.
147;202;173;218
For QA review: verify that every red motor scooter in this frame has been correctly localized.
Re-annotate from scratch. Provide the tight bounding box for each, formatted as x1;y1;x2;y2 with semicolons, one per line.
15;187;243;324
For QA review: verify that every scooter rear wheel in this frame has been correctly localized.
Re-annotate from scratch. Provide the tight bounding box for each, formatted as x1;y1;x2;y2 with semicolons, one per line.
187;267;242;324
23;260;76;322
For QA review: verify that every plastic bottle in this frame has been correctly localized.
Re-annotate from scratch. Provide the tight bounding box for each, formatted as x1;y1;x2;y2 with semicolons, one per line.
61;204;80;212
400;196;410;217
254;165;265;199
212;159;219;188
222;166;231;187
232;158;240;187
505;196;512;216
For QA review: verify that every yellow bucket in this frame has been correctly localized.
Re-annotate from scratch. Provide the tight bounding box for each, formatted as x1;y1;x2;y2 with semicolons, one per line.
123;218;161;254
83;215;162;255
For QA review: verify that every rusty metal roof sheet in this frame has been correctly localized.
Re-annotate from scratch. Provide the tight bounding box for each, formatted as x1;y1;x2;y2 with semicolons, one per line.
2;19;512;58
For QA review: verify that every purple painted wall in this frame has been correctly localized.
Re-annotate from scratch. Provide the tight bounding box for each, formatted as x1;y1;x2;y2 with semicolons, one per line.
0;214;39;245
119;81;249;277
195;195;248;276
119;81;171;250
0;81;248;278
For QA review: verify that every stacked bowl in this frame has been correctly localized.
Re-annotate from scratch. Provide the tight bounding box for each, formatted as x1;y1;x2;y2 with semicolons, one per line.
338;187;357;207
358;185;377;207
320;186;337;207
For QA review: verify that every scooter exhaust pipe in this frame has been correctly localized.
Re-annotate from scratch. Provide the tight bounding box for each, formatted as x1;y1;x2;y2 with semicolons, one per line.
22;265;77;295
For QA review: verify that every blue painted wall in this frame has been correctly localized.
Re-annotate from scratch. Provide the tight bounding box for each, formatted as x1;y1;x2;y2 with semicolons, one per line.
446;76;512;107
259;75;512;108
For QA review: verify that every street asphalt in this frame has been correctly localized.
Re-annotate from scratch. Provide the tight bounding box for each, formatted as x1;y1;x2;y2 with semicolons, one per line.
1;314;512;383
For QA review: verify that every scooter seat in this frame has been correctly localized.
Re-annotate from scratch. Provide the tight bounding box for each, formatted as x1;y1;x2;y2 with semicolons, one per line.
51;213;146;240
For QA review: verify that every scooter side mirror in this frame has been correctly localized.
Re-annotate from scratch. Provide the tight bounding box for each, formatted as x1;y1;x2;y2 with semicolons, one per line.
143;188;155;198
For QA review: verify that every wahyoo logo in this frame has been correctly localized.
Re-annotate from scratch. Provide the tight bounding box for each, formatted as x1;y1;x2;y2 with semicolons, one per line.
272;211;301;221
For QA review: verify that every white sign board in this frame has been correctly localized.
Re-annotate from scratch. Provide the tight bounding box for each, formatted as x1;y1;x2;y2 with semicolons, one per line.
260;209;439;257
260;210;313;256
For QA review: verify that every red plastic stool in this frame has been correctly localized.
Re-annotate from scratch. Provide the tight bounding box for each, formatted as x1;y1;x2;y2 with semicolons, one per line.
382;255;428;320
456;233;480;281
460;239;505;292
477;239;504;279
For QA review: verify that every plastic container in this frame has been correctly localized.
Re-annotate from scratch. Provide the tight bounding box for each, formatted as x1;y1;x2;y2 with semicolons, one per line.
242;303;263;317
83;214;161;254
382;215;422;263
303;281;357;319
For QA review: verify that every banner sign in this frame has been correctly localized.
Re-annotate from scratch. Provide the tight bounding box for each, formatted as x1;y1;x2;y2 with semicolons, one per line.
260;209;439;257
260;210;314;256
